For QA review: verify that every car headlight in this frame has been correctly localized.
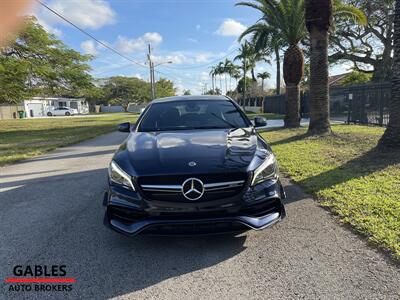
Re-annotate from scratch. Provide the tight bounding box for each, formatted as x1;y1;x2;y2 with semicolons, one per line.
108;161;135;191
250;154;278;186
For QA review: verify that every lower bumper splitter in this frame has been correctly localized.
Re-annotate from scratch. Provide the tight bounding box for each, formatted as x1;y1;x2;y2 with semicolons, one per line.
106;212;281;236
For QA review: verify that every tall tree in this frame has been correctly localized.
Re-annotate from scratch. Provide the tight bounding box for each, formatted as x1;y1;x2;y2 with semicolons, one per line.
216;62;225;94
306;0;334;135
0;16;93;104
209;66;216;93
306;0;367;135
330;0;394;81
238;0;366;128
223;59;235;92
257;71;270;93
239;22;283;95
379;0;400;148
234;42;255;105
238;0;307;128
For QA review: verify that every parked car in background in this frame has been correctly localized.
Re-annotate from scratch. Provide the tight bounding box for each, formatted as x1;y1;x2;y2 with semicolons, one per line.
47;107;78;116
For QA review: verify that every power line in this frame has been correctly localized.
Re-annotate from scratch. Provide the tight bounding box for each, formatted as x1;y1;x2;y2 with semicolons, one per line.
35;0;148;70
35;0;219;91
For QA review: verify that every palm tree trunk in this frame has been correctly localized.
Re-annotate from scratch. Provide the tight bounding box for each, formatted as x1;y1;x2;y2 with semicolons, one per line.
283;44;304;128
275;46;281;95
307;24;332;135
251;68;256;81
380;0;400;147
225;74;228;95
219;76;222;94
285;84;301;128
261;79;264;93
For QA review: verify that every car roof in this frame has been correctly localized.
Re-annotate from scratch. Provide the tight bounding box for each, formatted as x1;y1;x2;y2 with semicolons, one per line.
150;95;231;104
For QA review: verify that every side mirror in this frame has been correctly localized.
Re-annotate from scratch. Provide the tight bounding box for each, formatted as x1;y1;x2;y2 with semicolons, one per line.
118;122;131;132
254;117;267;128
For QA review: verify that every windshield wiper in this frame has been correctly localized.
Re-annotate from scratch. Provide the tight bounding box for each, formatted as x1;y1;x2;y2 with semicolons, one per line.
210;113;238;128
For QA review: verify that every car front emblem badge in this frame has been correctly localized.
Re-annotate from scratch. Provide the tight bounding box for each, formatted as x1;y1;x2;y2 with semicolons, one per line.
181;178;204;201
188;161;197;167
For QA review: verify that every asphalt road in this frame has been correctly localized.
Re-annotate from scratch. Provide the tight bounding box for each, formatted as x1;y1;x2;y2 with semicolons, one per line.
0;132;399;299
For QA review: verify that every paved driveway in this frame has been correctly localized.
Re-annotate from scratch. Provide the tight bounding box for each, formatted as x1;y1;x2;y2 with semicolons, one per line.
0;132;398;299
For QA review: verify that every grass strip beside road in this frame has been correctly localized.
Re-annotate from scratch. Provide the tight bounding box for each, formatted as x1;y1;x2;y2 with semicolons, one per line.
261;125;400;260
0;112;281;166
0;113;138;166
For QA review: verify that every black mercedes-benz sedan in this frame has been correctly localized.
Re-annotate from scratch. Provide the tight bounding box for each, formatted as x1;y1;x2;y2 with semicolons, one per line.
103;95;286;235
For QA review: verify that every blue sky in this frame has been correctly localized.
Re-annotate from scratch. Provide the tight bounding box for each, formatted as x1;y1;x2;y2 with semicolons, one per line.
30;0;346;94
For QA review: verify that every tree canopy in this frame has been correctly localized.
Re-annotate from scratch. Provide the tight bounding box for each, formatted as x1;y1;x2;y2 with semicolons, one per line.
0;17;94;104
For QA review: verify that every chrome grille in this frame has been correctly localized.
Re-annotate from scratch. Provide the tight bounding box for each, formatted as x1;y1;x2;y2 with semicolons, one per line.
138;173;247;202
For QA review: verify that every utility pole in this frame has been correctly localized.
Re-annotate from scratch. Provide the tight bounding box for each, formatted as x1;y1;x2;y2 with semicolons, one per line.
147;44;155;100
243;57;247;111
151;61;156;99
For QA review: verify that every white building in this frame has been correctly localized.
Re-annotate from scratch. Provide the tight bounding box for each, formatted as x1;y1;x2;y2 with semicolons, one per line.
24;97;89;118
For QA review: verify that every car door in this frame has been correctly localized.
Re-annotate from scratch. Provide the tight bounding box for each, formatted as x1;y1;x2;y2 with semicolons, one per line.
54;108;63;116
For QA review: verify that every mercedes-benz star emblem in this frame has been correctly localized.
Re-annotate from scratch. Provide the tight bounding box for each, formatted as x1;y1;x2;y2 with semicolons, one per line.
181;178;204;201
188;161;197;167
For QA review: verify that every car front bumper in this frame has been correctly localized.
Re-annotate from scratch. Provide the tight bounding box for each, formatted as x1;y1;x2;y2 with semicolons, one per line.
103;179;286;236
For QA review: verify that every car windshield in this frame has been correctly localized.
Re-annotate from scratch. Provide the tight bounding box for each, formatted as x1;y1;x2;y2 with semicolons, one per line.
138;99;249;132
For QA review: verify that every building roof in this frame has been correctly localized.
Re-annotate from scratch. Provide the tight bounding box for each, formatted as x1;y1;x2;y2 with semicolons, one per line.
329;73;350;87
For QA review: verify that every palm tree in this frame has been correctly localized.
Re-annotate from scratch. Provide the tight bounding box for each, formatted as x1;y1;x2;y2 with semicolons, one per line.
223;59;236;92
234;42;261;82
234;41;255;105
231;67;241;91
379;0;400;148
239;22;283;95
222;59;235;94
306;0;367;135
257;71;270;93
209;66;216;93
237;0;367;128
216;62;225;94
237;0;306;128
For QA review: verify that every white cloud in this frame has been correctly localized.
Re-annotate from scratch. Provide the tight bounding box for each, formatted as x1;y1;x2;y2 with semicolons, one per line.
196;24;201;31
215;19;247;37
194;53;212;63
81;40;99;55
143;32;163;44
150;51;214;66
115;32;163;54
38;0;116;30
152;53;187;65
187;38;198;43
132;73;142;79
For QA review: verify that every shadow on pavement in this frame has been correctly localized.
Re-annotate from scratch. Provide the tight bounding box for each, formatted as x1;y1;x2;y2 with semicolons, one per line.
0;168;248;299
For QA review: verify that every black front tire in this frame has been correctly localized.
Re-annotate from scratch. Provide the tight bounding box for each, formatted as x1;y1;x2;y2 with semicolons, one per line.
65;112;71;116
47;112;52;116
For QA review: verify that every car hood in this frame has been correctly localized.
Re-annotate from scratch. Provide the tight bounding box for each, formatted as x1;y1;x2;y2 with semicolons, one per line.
114;128;268;176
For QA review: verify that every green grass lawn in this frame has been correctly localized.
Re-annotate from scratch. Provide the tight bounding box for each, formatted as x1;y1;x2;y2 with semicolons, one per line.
0;112;281;166
0;113;137;166
261;125;400;260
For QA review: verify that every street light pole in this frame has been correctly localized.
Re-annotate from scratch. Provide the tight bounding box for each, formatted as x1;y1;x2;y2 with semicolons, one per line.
147;44;155;100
